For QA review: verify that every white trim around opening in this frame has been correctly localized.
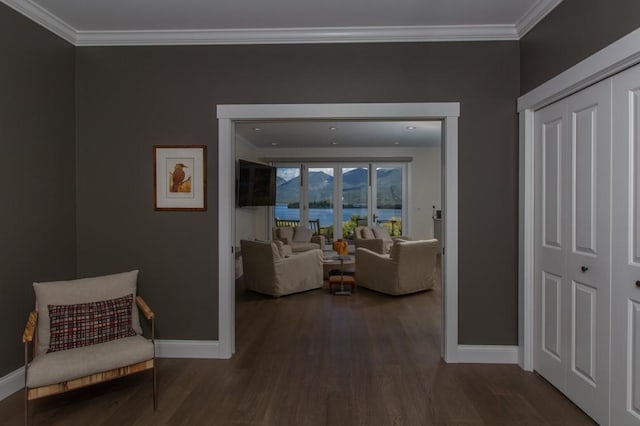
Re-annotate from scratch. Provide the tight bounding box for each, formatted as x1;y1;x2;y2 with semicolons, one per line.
217;102;467;361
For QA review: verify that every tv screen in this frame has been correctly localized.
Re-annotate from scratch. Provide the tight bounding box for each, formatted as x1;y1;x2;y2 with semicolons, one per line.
237;160;276;207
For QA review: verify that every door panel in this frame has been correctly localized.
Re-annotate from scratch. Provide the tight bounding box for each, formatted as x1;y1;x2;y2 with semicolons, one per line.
543;272;562;360
543;120;563;249
573;106;597;255
612;64;640;425
572;281;596;385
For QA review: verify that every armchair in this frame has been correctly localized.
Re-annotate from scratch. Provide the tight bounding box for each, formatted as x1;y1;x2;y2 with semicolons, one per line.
240;239;323;297
353;225;409;254
272;226;326;252
356;239;439;295
23;270;156;425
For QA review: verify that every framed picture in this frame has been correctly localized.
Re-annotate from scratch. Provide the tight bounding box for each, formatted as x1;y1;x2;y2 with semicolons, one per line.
153;145;207;211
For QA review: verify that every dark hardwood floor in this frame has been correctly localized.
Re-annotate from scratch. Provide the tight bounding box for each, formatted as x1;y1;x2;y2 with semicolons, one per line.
0;282;595;425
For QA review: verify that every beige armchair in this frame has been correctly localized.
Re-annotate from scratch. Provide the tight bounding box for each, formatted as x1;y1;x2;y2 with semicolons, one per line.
23;270;156;425
272;226;325;252
356;239;439;295
240;240;323;297
353;225;409;254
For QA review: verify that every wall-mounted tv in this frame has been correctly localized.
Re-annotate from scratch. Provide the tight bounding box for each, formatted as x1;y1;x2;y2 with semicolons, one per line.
237;159;277;207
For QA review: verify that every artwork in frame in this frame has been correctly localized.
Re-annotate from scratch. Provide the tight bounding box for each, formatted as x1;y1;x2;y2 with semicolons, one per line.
153;145;207;211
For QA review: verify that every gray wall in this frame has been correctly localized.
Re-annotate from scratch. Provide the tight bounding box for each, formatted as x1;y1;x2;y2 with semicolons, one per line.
75;42;520;345
0;4;76;376
520;0;640;94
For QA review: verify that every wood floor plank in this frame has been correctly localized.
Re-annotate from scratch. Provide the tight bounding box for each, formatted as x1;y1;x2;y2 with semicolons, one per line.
0;280;596;425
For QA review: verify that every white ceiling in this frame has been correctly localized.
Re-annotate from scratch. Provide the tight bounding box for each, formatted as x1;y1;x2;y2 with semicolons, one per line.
236;120;442;149
1;0;562;45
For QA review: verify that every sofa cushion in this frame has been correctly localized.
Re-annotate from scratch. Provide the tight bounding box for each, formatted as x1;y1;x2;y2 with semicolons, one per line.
372;226;392;242
33;270;142;356
48;294;137;353
26;335;154;388
293;227;313;242
290;242;321;252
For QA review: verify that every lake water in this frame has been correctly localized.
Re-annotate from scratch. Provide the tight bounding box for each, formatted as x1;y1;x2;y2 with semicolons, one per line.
274;205;402;227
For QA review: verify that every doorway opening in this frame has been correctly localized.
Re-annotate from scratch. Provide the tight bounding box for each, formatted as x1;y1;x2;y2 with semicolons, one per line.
217;103;459;360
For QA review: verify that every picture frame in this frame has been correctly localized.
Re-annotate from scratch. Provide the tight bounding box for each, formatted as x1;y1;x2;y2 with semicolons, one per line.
153;145;207;211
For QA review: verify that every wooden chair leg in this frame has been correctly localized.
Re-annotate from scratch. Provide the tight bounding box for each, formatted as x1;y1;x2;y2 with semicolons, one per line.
152;363;157;411
24;390;29;426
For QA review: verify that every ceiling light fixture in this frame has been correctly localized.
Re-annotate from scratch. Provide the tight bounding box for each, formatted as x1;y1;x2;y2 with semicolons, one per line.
271;142;278;146
253;127;262;131
331;141;338;145
406;126;416;130
393;141;400;145
329;127;337;131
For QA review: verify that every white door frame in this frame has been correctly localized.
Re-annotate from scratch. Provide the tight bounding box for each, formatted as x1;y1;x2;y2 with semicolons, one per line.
217;102;460;360
518;27;640;371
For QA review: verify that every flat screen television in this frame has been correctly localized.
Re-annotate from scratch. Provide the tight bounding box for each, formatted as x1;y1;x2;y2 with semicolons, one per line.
237;159;277;207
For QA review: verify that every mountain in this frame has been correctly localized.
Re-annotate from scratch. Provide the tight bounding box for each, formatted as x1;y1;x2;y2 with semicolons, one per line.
276;167;401;207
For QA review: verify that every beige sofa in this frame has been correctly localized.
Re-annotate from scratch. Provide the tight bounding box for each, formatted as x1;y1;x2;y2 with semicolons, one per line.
356;239;439;295
272;226;325;252
353;225;409;254
240;239;323;297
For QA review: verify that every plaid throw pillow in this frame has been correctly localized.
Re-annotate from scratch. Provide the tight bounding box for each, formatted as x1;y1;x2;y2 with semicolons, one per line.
47;293;137;353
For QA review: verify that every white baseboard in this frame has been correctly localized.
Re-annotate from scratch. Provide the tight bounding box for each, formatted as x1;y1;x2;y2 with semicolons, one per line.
451;345;520;364
0;367;24;401
155;339;227;359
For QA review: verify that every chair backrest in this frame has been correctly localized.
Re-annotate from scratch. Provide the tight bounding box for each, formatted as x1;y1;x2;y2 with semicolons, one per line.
275;218;320;235
275;218;300;228
308;219;320;235
392;239;438;270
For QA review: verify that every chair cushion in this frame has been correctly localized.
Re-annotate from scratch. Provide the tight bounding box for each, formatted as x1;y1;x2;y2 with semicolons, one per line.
276;227;294;244
361;227;375;239
48;294;137;353
372;226;392;242
293;227;313;242
33;270;142;356
26;335;154;388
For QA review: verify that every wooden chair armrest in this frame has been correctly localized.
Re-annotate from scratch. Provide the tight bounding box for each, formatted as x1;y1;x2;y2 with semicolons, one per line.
136;296;154;320
23;311;38;344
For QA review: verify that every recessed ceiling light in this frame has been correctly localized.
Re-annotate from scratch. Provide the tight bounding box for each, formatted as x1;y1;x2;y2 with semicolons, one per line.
253;127;262;131
406;126;416;130
393;141;400;145
331;141;338;145
329;127;337;131
271;142;278;146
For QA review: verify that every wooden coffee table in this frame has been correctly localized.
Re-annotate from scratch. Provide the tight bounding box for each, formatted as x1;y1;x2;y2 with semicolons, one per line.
324;255;355;295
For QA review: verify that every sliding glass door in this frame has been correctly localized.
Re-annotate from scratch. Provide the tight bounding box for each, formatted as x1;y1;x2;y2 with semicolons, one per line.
273;162;406;240
373;165;405;236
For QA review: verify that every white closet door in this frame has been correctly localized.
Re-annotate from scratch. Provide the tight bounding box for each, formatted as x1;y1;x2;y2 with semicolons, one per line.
534;78;612;425
612;64;640;426
565;79;611;426
534;99;569;393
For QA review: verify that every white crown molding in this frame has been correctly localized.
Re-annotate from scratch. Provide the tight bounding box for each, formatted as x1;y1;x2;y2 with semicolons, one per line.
74;25;519;46
1;0;524;46
515;0;563;38
1;0;75;44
